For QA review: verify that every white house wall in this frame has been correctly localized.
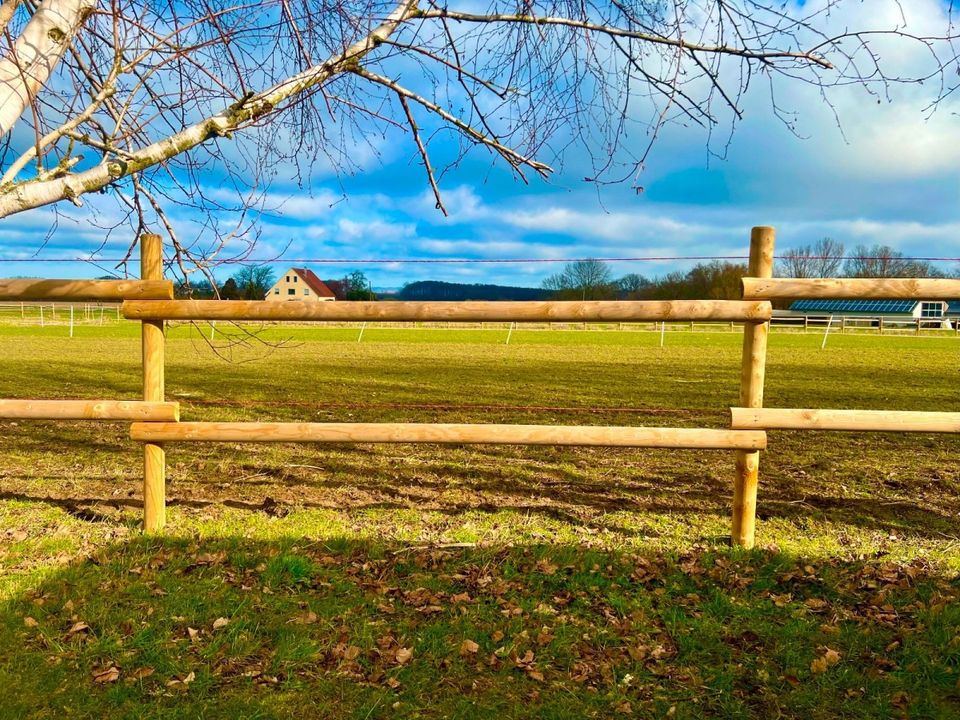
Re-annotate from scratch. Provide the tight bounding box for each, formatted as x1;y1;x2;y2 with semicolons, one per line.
264;269;334;301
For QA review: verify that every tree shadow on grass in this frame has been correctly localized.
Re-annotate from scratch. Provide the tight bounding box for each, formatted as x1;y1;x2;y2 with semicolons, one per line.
1;536;958;720
2;463;959;542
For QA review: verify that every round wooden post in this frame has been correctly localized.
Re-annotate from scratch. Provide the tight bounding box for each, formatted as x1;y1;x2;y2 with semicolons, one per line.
141;233;166;531
732;226;775;548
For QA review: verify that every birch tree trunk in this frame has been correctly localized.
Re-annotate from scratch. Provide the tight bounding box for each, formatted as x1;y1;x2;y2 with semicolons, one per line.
0;0;94;136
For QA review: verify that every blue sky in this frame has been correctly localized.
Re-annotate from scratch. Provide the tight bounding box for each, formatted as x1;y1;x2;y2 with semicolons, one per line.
2;0;959;290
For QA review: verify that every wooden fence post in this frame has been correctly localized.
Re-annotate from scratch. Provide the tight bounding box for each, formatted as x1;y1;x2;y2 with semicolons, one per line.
732;226;775;548
141;233;166;531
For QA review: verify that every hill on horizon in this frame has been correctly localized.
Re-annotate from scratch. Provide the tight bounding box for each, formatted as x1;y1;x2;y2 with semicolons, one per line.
395;280;550;301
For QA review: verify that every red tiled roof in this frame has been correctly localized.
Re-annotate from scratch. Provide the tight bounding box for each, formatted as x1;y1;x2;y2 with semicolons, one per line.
292;268;335;298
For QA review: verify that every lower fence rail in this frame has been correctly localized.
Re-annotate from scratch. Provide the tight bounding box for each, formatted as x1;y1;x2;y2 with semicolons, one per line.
130;421;768;450
731;407;960;433
0;278;173;301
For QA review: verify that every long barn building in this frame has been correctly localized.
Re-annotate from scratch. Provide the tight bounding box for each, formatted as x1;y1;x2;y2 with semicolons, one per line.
788;299;960;326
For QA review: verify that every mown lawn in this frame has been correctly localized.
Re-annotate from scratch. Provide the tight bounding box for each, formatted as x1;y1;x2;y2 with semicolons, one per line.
0;324;959;718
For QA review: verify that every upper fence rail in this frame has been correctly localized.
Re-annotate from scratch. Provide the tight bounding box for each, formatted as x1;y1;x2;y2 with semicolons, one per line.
0;399;179;421
742;277;960;300
121;299;773;323
0;279;173;302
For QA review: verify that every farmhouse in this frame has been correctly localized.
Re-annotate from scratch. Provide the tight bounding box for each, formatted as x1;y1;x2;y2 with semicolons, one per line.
265;267;335;301
788;298;960;324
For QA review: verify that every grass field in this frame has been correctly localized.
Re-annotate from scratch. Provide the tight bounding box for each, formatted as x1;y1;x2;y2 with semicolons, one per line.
1;323;959;718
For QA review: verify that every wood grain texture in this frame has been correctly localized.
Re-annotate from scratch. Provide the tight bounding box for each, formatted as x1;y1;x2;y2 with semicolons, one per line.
731;407;960;433
130;422;767;450
0;399;178;421
122;299;773;323
140;233;166;532
0;278;173;301
733;226;775;549
742;277;960;300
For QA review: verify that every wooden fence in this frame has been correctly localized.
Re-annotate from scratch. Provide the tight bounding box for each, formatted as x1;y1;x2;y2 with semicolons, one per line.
3;227;960;548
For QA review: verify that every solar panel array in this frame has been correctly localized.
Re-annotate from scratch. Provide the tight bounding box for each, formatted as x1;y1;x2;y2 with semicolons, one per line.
790;299;917;313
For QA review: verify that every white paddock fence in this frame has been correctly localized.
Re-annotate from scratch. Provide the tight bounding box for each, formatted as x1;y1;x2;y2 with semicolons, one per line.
2;301;959;339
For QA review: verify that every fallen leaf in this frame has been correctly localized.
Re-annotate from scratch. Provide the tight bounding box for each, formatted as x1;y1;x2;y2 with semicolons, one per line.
891;690;909;708
536;560;558;575
343;645;361;661
65;621;90;639
290;610;317;625
535;630;554;646
460;639;479;656
93;666;120;684
23;616;38;628
395;647;413;665
128;667;155;681
811;647;841;674
212;617;230;630
187;627;199;642
166;670;196;687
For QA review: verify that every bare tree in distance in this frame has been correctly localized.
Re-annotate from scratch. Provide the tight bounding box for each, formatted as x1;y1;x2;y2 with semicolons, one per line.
843;244;940;278
231;265;277;299
779;238;846;278
1;1;959;283
616;273;651;298
543;259;616;300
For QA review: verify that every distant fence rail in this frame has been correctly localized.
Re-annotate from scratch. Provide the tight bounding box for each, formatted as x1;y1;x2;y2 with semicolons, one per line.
3;229;960;551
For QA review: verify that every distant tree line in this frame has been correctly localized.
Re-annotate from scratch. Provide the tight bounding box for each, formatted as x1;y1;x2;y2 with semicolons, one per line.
778;239;944;278
539;244;952;304
325;271;377;300
175;268;376;300
540;258;749;301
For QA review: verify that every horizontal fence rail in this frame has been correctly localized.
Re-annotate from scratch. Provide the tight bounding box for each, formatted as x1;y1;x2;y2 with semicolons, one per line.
731;407;960;433
122;299;773;323
130;422;768;450
742;277;960;300
0;279;174;302
0;399;179;421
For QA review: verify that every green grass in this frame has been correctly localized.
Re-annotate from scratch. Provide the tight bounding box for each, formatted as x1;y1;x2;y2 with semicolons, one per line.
1;324;959;718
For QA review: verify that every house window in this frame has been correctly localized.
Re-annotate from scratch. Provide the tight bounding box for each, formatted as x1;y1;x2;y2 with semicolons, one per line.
274;288;279;295
293;276;298;283
921;302;944;317
304;289;309;295
288;288;295;295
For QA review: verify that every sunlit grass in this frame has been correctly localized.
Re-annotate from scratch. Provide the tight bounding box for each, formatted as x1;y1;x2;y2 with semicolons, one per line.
0;326;958;717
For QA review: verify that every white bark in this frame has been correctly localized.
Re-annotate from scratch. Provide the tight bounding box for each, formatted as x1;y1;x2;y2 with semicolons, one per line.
0;0;417;219
0;0;95;137
0;0;21;37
